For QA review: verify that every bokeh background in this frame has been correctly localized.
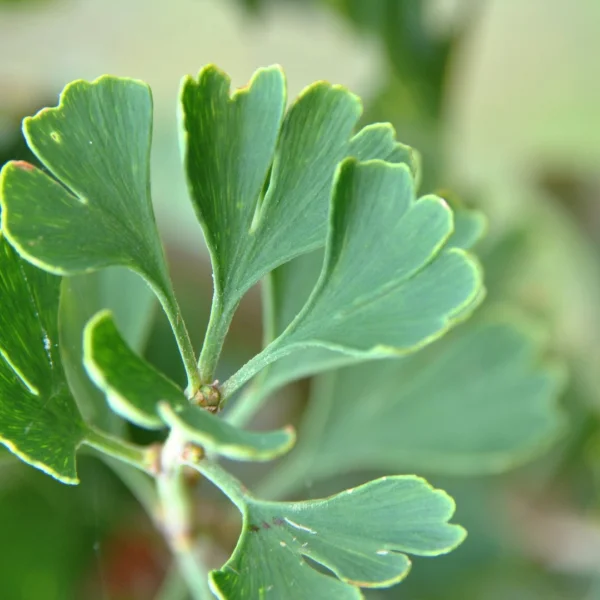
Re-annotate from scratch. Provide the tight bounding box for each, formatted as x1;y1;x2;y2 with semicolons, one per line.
2;0;600;598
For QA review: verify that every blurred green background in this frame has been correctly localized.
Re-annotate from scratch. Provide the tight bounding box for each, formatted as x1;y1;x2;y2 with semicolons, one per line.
2;0;600;598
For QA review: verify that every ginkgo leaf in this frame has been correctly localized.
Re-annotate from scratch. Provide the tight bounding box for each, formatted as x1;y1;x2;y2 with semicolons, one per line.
349;122;420;179
60;268;156;432
227;205;488;420
158;403;295;461
227;250;349;425
0;77;198;390
181;65;287;317
181;65;418;380
84;311;294;461
280;161;479;352
190;461;465;599
446;207;487;251
223;159;482;397
83;311;187;429
262;316;566;496
0;234;85;483
0;78;166;286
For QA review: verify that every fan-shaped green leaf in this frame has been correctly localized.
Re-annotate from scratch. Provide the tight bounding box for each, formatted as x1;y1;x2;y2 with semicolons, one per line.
0;76;198;390
223;159;482;397
229;206;488;419
270;317;566;489
180;65;287;312
0;234;85;483
192;463;465;599
181;65;418;380
84;312;294;461
0;78;166;286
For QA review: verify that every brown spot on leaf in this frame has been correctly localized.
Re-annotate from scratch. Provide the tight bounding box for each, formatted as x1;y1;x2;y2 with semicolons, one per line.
12;161;35;172
249;524;260;533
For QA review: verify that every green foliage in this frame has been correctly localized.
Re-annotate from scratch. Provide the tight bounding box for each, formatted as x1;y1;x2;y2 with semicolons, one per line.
85;311;295;461
0;63;566;599
0;78;161;281
0;0;51;5
182;65;419;381
279;318;566;485
83;310;190;429
0;234;85;483
159;402;295;461
0;462;115;599
0;76;198;389
193;463;464;599
269;161;477;353
221;159;481;396
229;205;486;412
60;268;156;432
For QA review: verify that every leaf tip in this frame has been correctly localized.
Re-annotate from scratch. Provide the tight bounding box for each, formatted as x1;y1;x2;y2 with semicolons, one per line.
295;79;362;120
84;308;114;339
187;63;232;93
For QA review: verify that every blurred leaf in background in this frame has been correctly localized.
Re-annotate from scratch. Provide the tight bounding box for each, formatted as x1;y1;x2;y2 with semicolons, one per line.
0;456;166;600
0;0;51;6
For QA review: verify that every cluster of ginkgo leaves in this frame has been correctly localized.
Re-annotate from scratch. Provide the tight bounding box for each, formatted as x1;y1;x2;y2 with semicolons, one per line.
0;65;564;598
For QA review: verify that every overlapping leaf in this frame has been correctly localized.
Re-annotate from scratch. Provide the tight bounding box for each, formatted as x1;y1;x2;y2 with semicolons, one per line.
279;161;479;351
84;312;294;461
223;160;482;396
446;207;487;251
269;317;566;489
0;77;168;290
181;65;418;378
60;268;156;432
0;76;198;387
0;234;85;483
234;207;488;410
191;463;465;599
181;65;287;312
159;403;295;461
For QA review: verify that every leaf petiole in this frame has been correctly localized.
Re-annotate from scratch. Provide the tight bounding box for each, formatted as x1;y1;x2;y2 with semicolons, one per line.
152;283;202;395
186;458;247;512
197;295;231;384
83;426;158;474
